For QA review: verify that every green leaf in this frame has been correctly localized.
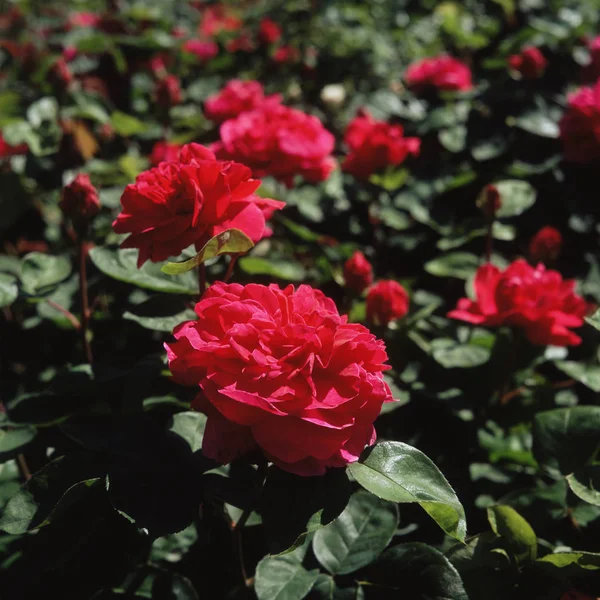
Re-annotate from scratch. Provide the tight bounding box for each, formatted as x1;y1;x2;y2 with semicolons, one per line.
554;360;600;392
533;406;600;474
347;442;466;541
309;575;363;600
312;490;398;575
21;253;72;297
255;545;320;600
0;273;18;308
0;428;36;461
161;229;254;275
424;252;480;280
368;543;469;600
513;112;559;138
439;126;467;153
123;308;196;332
566;465;600;506
585;308;600;332
261;468;352;555
168;412;207;454
239;256;306;281
110;111;149;137
494;180;537;219
431;339;491;369
487;505;537;563
90;246;198;294
537;551;600;570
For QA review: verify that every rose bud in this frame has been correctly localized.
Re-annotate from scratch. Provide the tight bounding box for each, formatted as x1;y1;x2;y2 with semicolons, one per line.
508;46;547;79
366;280;409;326
476;184;501;219
344;251;373;293
529;226;562;263
60;174;100;226
155;75;182;109
50;57;74;90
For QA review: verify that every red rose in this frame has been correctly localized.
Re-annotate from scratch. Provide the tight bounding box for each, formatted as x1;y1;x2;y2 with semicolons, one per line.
150;141;181;166
155;75;182;109
508;46;547;79
273;45;301;64
213;104;335;187
0;133;27;158
226;32;255;53
405;55;472;92
342;109;420;180
182;39;219;62
60;174;100;223
529;226;562;263
344;251;374;293
259;17;282;45
113;143;285;267
199;5;242;37
204;80;282;123
68;11;100;28
165;282;393;475
559;80;600;163
366;281;410;326
448;260;588;346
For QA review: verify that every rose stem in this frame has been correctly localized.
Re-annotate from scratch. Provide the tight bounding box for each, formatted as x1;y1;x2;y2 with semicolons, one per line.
198;263;206;297
232;460;269;588
224;254;239;283
79;241;93;365
46;300;81;329
484;186;498;264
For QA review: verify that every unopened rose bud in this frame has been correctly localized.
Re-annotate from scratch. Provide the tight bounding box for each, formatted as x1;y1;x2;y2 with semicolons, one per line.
344;251;373;293
366;280;409;326
477;184;501;219
50;57;73;90
60;174;100;228
529;226;562;263
155;75;182;109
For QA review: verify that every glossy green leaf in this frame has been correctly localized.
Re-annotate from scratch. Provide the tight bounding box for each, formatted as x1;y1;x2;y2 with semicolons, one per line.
255;545;320;600
554;360;600;392
21;253;72;297
537;551;600;570
261;468;352;555
123;308;196;332
0;427;37;461
368;543;469;600
309;575;363;600
566;465;600;506
513;112;559;138
431;339;491;369
161;229;254;275
494;180;537;218
424;252;480;280
312;490;398;575
168;412;207;454
347;442;466;541
239;256;306;281
110;111;149;136
0;273;18;308
90;246;198;294
585;308;600;332
533;406;600;474
487;505;537;563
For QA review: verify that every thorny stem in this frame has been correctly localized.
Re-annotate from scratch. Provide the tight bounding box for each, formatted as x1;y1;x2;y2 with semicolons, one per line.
198;263;206;297
79;241;93;365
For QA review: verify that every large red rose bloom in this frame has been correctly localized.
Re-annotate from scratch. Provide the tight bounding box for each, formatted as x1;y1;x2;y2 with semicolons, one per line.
448;260;588;346
213;104;335;187
166;282;393;476
112;144;284;267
